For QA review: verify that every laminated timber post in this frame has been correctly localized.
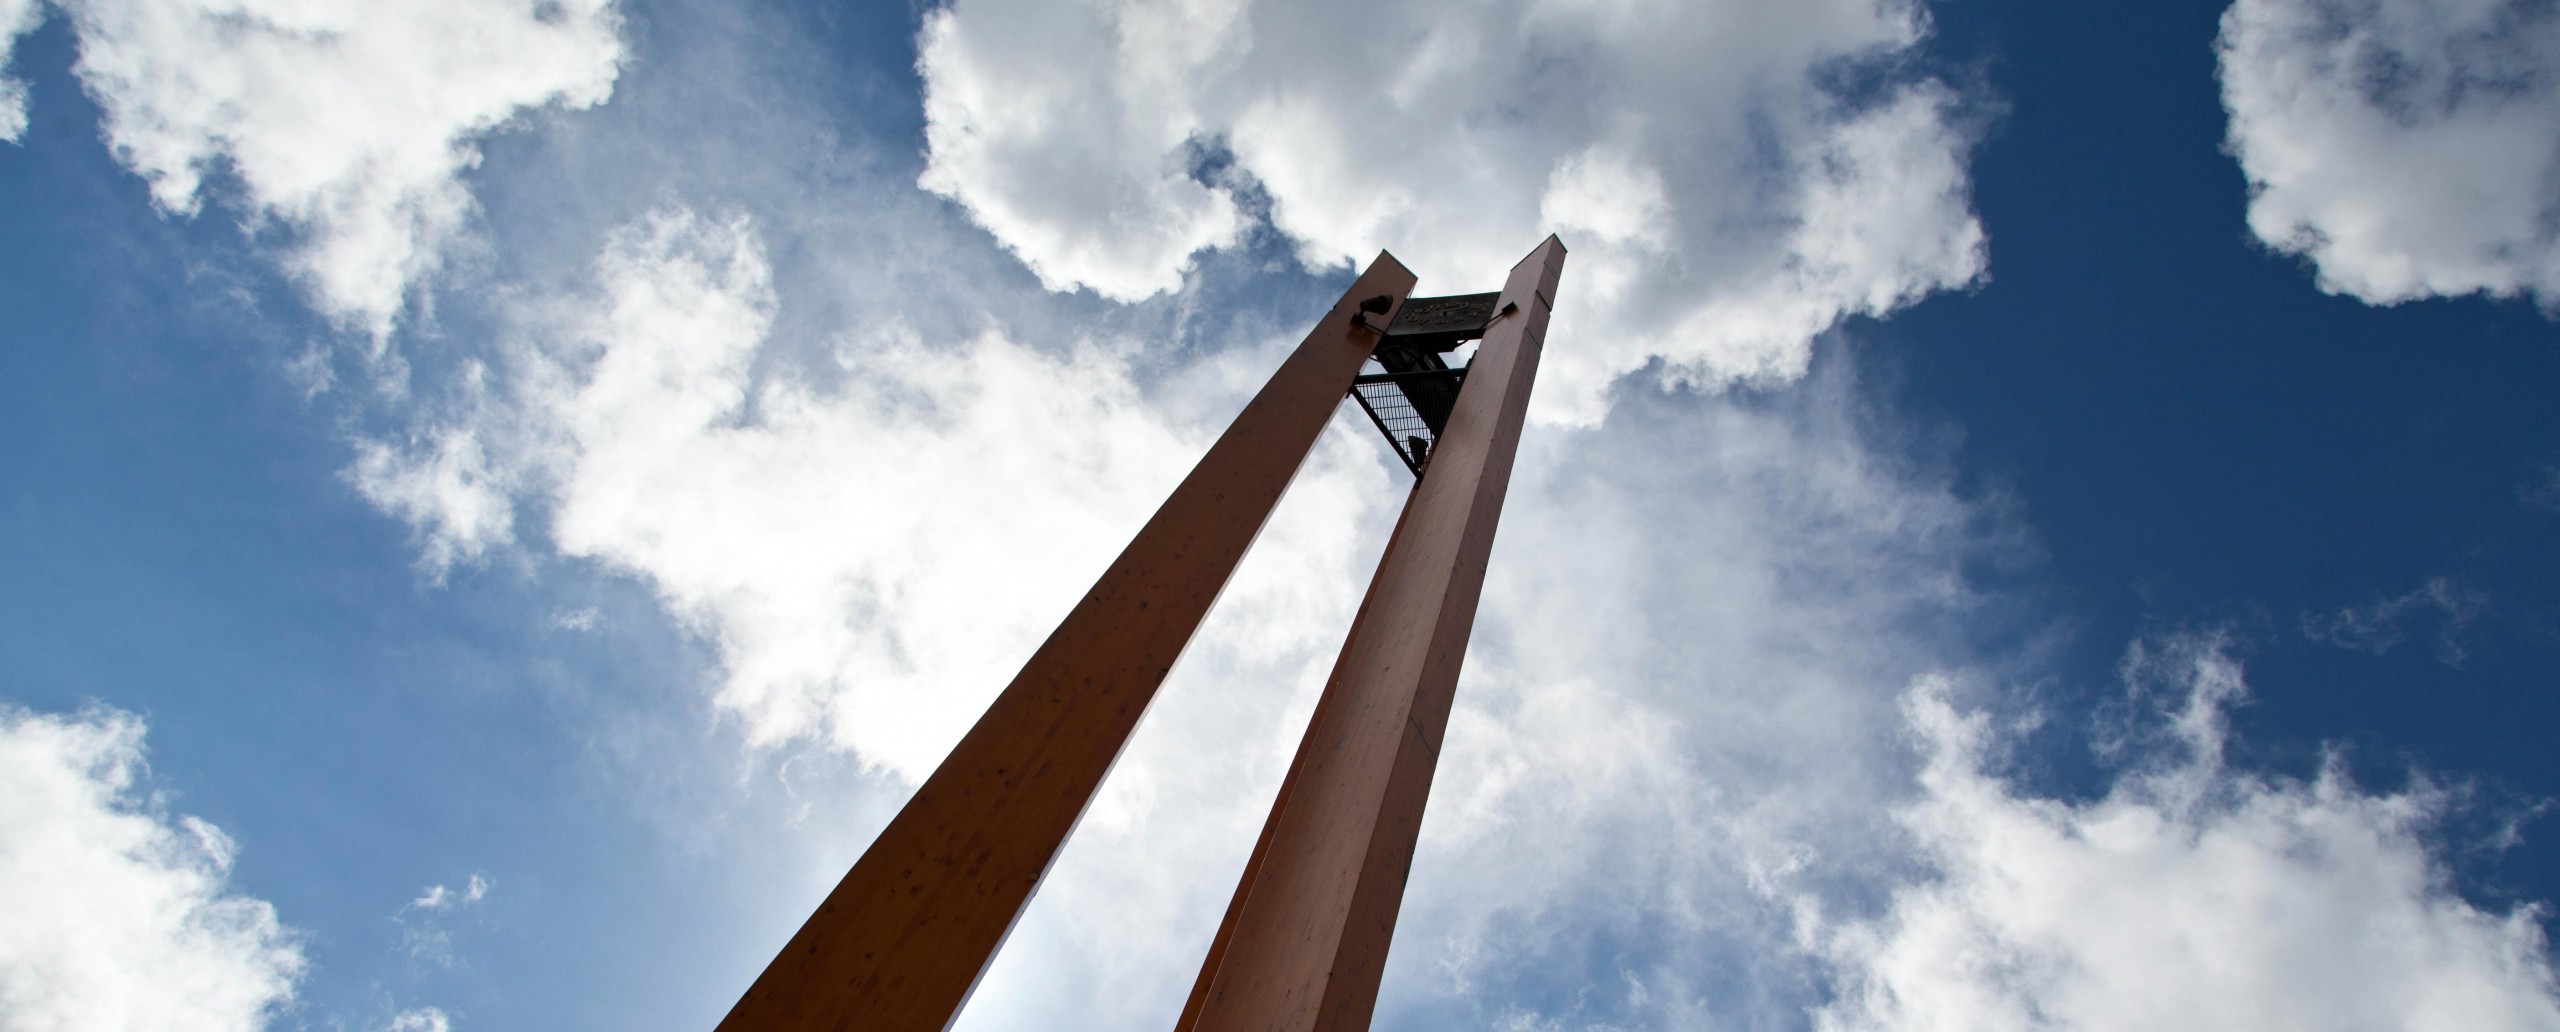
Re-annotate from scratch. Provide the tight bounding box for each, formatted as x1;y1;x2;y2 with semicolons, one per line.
1179;236;1566;1032
716;254;1418;1032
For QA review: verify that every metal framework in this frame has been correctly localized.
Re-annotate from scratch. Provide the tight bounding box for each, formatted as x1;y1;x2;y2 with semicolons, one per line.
1345;289;1509;474
714;238;1565;1032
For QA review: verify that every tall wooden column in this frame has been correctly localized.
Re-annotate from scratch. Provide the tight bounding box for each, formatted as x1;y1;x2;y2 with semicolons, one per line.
1179;237;1566;1032
717;254;1418;1032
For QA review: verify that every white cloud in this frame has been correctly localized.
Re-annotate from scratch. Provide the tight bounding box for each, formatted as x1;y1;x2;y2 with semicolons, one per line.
1357;363;2030;1030
2218;0;2560;308
345;163;1399;1021
354;208;1335;780
916;0;1987;421
59;0;626;339
379;1007;451;1032
308;5;2003;1022
396;873;490;967
339;179;2560;1032
309;7;2560;1030
1813;635;2560;1032
370;177;2556;1032
0;705;306;1032
0;0;40;142
407;873;489;912
539;211;1242;777
350;385;521;573
2304;576;2488;664
913;0;1245;302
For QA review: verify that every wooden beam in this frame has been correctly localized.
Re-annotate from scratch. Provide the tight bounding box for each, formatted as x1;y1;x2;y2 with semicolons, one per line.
717;253;1420;1032
1180;237;1565;1032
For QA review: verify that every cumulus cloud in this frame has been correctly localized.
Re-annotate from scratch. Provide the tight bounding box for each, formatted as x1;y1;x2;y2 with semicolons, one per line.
813;332;2037;1032
353;183;2560;1032
350;208;1385;780
0;705;306;1032
2218;0;2560;308
1355;360;2029;1031
310;6;2560;1030
912;1;1244;303
917;0;1987;420
1813;635;2560;1031
58;0;626;339
537;211;1217;776
308;5;2004;1023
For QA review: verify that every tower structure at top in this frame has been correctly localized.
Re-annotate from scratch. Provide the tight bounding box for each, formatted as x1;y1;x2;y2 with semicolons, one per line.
717;236;1568;1032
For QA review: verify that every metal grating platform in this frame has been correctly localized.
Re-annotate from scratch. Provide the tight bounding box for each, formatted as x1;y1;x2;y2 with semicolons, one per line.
1342;291;1512;478
1350;367;1468;475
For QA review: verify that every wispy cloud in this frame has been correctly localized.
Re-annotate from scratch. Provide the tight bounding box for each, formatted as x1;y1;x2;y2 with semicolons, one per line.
1815;634;2560;1030
2523;465;2560;512
396;873;491;968
407;873;490;913
0;0;39;142
2304;576;2488;666
377;1006;452;1032
551;607;603;633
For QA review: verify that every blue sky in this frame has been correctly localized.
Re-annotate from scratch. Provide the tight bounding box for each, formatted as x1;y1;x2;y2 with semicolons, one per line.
2;0;2557;1030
